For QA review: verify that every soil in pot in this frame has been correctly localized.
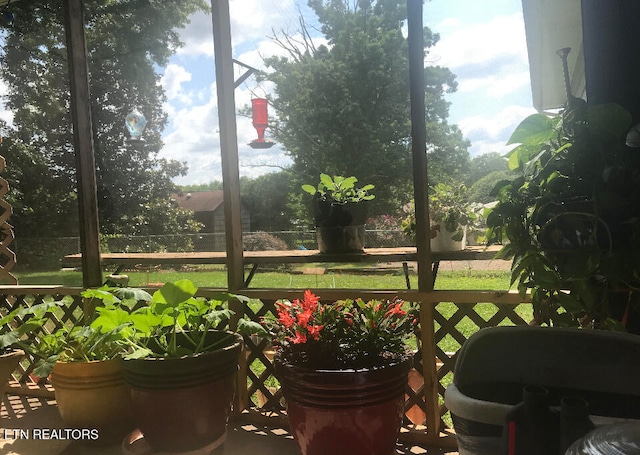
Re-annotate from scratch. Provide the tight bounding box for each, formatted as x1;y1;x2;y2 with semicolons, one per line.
275;355;411;455
123;331;243;453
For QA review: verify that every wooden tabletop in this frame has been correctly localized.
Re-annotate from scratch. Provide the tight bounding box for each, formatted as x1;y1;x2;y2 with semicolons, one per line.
63;246;501;266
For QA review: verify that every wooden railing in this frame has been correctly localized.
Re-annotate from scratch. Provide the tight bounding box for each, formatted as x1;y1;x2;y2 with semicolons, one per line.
0;286;530;447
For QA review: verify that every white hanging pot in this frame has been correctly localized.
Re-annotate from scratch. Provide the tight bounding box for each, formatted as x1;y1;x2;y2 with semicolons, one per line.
430;222;466;252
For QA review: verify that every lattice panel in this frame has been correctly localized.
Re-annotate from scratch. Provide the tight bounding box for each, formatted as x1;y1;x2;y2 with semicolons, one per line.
433;301;530;430
0;292;83;383
0;287;532;440
241;298;284;414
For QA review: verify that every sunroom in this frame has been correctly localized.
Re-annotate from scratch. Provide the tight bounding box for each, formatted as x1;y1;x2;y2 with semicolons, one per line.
0;0;638;454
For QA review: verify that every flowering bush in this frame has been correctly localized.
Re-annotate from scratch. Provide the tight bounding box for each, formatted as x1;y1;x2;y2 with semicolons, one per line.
263;290;417;369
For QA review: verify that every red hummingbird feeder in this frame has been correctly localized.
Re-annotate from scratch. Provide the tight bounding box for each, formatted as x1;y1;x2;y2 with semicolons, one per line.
249;98;275;149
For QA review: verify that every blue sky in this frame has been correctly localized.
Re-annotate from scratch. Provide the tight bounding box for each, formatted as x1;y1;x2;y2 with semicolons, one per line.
159;0;538;185
425;0;536;158
0;1;537;186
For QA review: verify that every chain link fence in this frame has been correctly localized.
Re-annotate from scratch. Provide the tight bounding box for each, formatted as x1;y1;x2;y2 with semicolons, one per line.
12;230;414;270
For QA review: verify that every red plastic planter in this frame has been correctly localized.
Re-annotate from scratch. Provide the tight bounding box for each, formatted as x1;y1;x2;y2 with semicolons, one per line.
275;355;411;455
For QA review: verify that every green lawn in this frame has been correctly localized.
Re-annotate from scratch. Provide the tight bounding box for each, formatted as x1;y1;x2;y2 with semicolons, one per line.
12;266;514;291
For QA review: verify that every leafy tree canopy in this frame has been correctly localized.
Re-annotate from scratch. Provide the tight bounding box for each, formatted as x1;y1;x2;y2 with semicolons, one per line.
0;0;207;238
260;0;470;223
180;180;224;193
464;151;510;187
239;172;299;232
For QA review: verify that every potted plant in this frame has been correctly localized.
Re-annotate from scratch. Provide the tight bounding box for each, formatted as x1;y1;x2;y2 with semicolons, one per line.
486;101;640;332
31;286;152;444
466;202;496;246
262;289;416;455
95;279;264;453
402;183;474;251
302;173;375;253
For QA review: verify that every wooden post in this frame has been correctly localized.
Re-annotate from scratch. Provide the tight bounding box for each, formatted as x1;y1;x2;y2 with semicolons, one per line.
210;0;245;293
407;0;433;292
63;0;102;288
408;0;440;437
420;301;441;436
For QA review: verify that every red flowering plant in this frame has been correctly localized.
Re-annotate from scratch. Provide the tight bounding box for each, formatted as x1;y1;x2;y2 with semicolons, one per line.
263;290;418;370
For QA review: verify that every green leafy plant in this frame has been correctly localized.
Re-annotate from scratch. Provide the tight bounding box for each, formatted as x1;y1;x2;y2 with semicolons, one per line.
31;286;153;377
302;174;375;205
402;183;474;241
0;301;60;353
91;279;266;359
262;290;417;369
303;174;375;229
486;102;640;330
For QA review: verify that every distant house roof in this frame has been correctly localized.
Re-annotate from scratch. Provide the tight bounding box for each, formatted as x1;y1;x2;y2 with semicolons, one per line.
172;191;224;213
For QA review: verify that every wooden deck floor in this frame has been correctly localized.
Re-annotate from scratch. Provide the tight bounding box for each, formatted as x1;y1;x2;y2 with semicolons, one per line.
0;392;458;455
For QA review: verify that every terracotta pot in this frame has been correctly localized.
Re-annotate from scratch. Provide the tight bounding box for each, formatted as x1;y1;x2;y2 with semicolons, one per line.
275;355;411;455
51;358;133;443
0;349;23;398
122;331;243;453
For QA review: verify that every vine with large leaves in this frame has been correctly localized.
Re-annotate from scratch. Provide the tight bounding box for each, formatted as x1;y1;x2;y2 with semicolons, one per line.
487;101;640;331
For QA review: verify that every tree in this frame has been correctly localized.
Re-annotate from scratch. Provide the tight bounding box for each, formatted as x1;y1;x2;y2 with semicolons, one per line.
240;172;299;232
261;0;469;222
180;180;225;193
468;170;512;204
0;0;207;239
464;152;509;187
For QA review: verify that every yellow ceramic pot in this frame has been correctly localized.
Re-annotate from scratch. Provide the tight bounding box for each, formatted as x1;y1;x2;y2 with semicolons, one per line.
0;349;23;398
51;358;133;444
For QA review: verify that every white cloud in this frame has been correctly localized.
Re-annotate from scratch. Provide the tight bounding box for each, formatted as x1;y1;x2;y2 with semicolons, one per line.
429;13;529;99
176;1;303;59
458;70;530;96
161;64;192;102
160;81;290;185
175;11;215;57
458;104;536;157
431;13;527;68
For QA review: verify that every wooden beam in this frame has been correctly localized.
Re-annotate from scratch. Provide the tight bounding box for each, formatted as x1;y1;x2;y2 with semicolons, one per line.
63;0;102;288
407;0;433;292
210;0;245;292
